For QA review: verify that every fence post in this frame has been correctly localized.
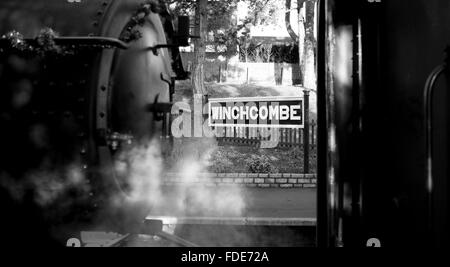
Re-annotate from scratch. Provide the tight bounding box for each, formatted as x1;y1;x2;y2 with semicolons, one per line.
246;66;250;85
303;89;310;174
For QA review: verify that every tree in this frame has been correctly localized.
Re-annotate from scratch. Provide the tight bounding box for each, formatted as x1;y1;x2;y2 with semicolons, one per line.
168;0;240;96
302;0;316;90
285;0;317;89
192;0;208;96
168;0;283;94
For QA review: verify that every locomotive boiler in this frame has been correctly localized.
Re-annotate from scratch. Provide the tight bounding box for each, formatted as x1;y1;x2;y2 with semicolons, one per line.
317;0;450;247
0;0;188;245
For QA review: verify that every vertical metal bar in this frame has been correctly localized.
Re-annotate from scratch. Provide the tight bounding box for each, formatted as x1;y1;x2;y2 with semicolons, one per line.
304;89;311;174
316;0;328;248
424;60;447;242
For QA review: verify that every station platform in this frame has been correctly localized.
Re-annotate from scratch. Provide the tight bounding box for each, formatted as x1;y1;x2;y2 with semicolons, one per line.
146;187;317;226
81;188;317;247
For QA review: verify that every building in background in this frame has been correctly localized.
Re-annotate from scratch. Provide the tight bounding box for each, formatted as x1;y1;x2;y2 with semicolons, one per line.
180;0;304;86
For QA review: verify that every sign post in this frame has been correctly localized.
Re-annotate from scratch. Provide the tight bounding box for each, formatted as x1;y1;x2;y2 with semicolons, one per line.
303;89;310;174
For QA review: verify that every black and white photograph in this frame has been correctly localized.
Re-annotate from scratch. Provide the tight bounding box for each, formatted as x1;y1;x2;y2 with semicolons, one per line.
0;0;448;252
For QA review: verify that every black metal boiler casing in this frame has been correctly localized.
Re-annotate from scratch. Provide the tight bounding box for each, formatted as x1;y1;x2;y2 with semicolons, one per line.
0;0;184;244
317;0;450;247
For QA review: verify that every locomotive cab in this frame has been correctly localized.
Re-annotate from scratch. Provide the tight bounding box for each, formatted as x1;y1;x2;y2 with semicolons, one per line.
317;0;450;247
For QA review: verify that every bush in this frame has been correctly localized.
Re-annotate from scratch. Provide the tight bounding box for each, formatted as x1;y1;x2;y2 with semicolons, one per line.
246;155;277;174
209;150;234;173
288;146;303;160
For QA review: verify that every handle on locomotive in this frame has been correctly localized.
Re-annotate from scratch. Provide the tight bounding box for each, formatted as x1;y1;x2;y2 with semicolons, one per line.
423;47;449;237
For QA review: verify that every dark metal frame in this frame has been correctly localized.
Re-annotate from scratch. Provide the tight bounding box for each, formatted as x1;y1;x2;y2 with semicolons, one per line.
316;0;328;247
423;48;449;239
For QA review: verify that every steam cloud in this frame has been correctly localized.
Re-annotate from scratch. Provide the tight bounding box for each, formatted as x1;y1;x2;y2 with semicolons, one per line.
114;138;247;218
0;137;248;245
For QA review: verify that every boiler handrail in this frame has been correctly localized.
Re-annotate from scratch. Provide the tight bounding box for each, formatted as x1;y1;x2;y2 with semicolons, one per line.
423;50;448;239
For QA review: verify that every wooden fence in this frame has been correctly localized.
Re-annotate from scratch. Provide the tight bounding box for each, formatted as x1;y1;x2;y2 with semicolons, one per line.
217;121;317;148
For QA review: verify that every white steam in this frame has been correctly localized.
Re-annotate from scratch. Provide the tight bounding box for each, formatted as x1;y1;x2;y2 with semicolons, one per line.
113;139;164;207
114;138;247;218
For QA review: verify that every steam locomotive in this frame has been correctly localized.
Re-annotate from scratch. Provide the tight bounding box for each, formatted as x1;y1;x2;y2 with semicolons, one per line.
0;0;188;245
1;0;450;248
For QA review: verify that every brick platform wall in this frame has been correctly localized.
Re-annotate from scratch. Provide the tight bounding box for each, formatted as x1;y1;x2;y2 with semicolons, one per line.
162;173;317;188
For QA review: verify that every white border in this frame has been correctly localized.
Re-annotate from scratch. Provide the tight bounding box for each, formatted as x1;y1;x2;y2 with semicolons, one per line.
208;96;305;129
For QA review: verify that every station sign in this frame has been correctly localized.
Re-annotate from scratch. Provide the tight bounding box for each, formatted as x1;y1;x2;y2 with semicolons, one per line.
208;96;304;129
